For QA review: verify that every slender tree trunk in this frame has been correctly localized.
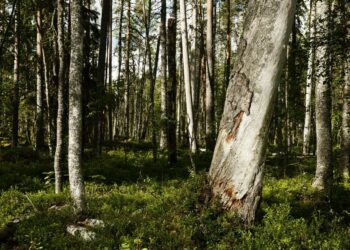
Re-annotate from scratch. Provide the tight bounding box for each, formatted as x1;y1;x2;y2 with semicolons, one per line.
54;0;65;194
312;0;332;191
208;0;296;224
159;0;167;149
96;0;111;154
167;1;177;165
68;0;86;213
11;2;19;149
124;0;131;138
35;8;45;150
42;47;54;156
179;0;197;153
108;3;113;142
206;0;215;150
303;0;316;156
340;0;350;179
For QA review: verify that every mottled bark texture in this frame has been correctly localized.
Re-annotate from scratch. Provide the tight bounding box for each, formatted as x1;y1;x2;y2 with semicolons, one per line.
35;8;45;150
167;13;177;165
54;0;65;194
11;2;19;149
159;0;167;149
208;0;296;224
124;0;131;138
340;1;350;179
68;0;86;213
303;0;316;156
206;0;215;150
312;0;332;191
180;0;197;153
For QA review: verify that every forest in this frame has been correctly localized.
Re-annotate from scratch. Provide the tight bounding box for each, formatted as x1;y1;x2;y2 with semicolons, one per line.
0;0;349;248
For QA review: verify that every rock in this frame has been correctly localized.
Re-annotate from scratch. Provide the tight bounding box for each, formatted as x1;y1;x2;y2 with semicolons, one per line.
66;219;105;241
66;225;96;241
78;219;105;228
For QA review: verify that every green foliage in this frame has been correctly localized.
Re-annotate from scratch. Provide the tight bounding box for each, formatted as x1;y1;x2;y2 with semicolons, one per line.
1;146;350;249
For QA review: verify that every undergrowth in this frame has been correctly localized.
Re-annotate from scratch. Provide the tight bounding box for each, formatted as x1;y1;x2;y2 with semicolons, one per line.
0;143;350;249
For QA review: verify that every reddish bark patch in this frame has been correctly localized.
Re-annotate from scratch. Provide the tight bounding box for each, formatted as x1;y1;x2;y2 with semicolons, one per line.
226;111;244;142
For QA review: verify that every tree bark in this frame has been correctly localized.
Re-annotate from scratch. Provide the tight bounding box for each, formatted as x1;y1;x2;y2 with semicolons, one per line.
96;0;111;154
167;2;177;165
124;0;131;138
159;0;167;149
179;0;197;153
312;0;332;191
206;0;215;150
54;0;65;194
68;0;86;213
208;0;296;224
340;0;350;179
303;0;316;156
11;2;19;149
35;8;45;151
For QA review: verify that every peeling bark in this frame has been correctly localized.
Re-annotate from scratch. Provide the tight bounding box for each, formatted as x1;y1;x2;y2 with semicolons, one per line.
208;0;296;224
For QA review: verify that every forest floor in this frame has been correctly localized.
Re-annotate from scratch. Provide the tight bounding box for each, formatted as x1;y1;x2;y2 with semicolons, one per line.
1;142;350;249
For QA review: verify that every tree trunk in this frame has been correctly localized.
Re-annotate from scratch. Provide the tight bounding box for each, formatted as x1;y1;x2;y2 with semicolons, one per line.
340;0;350;179
167;1;177;165
179;0;197;153
68;0;86;213
54;0;65;194
11;2;19;149
96;0;111;154
42;47;54;156
312;0;332;191
206;0;215;150
124;0;131;138
208;0;296;224
35;8;45;151
159;0;167;149
303;0;316;156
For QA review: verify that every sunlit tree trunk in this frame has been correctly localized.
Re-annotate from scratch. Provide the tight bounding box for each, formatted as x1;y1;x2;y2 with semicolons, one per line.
11;2;19;149
42;47;54;156
208;0;296;224
180;0;197;153
124;0;131;138
35;8;45;150
312;0;332;191
340;1;350;179
206;0;215;150
68;0;86;213
167;1;177;165
54;0;65;194
160;0;167;149
303;0;316;156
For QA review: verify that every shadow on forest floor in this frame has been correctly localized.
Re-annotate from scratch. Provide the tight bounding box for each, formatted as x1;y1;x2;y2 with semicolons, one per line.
1;142;350;249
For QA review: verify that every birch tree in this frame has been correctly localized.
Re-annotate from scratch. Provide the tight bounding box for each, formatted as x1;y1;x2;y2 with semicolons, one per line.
180;0;197;153
53;0;65;193
312;0;332;191
68;0;86;213
208;0;296;224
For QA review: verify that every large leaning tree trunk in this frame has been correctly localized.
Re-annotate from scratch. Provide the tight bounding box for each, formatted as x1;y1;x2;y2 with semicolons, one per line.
312;0;332;191
208;0;296;224
53;0;65;194
68;0;86;213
